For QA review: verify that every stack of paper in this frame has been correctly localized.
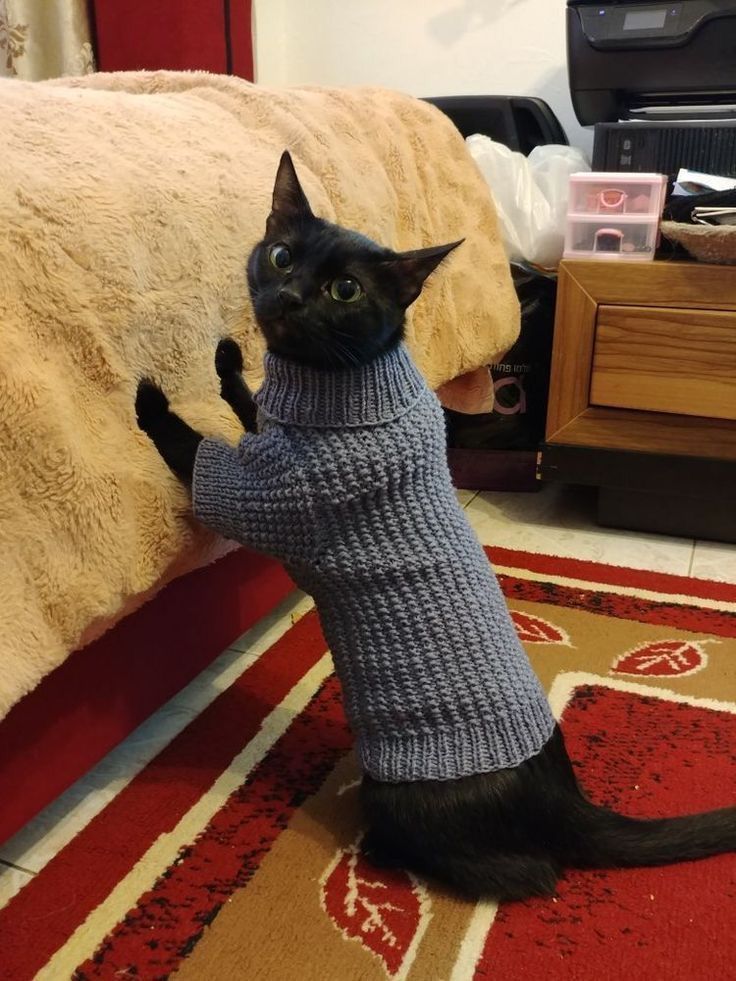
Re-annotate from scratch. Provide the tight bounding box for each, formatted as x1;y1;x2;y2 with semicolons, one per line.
672;168;736;196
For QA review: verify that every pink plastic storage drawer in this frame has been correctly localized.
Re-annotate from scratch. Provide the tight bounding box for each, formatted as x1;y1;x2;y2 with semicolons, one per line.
564;172;667;262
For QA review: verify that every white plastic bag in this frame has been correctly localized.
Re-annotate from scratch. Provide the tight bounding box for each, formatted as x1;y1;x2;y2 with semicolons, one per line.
467;135;589;268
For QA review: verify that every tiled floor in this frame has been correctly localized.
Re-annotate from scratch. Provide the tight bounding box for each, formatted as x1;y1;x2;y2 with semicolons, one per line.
689;539;736;583
465;484;734;580
2;483;734;909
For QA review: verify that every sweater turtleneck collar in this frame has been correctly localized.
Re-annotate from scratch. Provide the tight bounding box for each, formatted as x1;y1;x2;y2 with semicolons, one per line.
255;344;428;428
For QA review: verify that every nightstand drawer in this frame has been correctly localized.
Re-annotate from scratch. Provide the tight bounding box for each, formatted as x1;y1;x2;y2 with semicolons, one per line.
590;305;736;422
544;261;736;542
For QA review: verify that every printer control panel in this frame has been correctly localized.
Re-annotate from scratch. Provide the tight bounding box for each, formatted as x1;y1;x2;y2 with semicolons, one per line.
575;0;735;48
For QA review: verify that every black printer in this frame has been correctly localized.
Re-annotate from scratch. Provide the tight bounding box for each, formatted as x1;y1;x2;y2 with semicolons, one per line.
567;0;736;174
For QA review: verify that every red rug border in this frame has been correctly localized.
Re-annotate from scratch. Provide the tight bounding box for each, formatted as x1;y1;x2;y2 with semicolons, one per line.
500;574;736;638
489;546;736;603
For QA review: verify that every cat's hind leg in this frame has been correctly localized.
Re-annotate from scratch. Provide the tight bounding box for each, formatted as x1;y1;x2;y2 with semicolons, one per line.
432;851;561;902
362;829;560;901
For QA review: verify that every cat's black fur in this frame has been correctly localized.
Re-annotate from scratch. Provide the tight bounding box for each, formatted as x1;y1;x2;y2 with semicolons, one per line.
137;151;459;484
246;155;459;370
137;151;736;901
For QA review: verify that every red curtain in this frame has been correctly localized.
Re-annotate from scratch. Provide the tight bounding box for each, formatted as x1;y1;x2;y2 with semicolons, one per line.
90;0;253;79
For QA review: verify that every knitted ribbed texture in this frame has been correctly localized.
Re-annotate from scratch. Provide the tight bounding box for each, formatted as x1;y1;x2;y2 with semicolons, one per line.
193;345;555;781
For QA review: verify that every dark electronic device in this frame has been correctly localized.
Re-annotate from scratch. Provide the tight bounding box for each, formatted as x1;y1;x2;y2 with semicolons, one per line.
567;1;736;125
592;119;736;175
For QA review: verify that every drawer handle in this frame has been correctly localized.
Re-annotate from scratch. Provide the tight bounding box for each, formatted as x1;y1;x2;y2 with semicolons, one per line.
599;189;627;212
594;228;624;252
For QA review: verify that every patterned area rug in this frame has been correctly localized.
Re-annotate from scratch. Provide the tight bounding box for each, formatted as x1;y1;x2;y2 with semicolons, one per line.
2;548;735;981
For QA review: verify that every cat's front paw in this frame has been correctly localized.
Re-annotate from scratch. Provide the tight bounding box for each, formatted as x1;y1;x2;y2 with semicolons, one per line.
135;378;169;433
215;337;244;379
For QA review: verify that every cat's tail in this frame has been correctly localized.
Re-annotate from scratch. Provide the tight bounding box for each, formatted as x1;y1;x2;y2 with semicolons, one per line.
561;797;736;869
445;806;736;900
519;723;736;870
535;724;736;869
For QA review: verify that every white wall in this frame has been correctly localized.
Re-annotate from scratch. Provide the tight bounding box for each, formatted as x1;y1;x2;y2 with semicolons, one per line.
253;0;592;155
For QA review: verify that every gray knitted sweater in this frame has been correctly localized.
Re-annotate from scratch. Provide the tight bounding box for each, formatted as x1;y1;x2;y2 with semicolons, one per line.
193;345;554;782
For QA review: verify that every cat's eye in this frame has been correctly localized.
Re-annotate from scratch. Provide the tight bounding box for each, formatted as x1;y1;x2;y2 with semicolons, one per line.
329;277;363;303
269;244;293;271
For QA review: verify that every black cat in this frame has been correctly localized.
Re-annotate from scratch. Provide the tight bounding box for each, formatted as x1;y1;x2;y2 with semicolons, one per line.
137;151;736;902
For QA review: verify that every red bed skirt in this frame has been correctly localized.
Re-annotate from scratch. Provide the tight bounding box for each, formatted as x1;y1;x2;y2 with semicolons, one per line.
0;549;293;846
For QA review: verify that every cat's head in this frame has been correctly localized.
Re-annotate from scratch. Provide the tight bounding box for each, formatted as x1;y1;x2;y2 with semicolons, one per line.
246;151;462;369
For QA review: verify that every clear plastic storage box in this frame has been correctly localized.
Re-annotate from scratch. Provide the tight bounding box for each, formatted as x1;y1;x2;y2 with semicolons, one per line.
564;172;667;261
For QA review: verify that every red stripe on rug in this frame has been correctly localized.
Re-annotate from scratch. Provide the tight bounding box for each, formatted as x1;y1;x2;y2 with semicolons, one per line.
0;609;327;981
488;546;736;603
501;574;736;638
475;683;736;980
73;675;352;979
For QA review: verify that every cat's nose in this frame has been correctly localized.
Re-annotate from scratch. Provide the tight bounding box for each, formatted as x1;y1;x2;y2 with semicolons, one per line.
277;285;303;311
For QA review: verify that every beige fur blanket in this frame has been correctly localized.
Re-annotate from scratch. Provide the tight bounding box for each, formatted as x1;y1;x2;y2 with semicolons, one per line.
0;71;518;720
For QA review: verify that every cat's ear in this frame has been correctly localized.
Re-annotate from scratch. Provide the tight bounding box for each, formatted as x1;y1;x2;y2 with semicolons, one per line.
266;151;313;235
381;240;464;309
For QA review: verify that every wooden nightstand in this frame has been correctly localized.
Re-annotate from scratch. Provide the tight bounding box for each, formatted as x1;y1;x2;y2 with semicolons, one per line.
540;261;736;543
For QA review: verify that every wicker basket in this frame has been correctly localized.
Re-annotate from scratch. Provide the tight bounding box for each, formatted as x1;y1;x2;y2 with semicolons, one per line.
661;221;736;264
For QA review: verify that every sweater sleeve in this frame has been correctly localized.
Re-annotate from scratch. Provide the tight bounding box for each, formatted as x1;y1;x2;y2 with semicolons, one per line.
192;429;312;562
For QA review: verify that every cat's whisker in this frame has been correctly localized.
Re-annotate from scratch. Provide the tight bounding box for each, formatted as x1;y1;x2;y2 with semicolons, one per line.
330;339;360;369
325;331;361;365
